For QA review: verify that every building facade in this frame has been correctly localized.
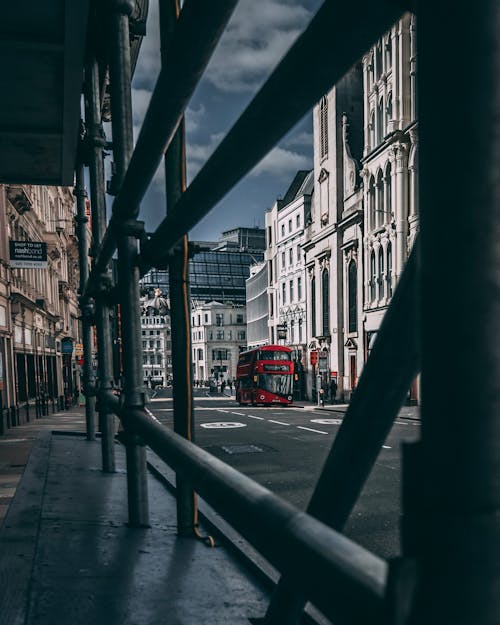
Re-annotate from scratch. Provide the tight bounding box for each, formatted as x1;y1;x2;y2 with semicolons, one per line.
303;14;418;401
140;289;171;388
0;183;82;431
266;171;312;361
191;301;247;384
245;262;269;349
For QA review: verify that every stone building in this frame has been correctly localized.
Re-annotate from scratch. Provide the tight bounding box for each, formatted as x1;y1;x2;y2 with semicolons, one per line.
303;14;418;401
191;301;246;384
0;183;82;430
245;262;269;349
140;289;171;389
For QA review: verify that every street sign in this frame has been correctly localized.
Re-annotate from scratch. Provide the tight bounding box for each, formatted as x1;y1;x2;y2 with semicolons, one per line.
61;337;74;354
75;343;84;357
277;324;287;340
9;240;47;268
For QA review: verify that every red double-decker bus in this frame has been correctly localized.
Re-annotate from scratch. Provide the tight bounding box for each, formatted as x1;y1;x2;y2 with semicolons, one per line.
236;345;293;406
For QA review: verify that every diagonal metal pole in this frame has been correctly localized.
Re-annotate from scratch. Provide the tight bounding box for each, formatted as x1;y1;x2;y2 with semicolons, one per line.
74;157;96;441
408;2;500;623
85;56;116;472
159;0;197;536
108;0;149;527
265;240;420;624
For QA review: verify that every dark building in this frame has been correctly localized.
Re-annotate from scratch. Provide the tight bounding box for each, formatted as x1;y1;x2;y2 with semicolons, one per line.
141;228;265;305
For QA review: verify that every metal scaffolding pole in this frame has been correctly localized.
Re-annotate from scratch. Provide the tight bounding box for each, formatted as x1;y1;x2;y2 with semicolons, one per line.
108;0;149;527
409;2;500;623
74;160;96;441
85;56;115;472
160;0;196;536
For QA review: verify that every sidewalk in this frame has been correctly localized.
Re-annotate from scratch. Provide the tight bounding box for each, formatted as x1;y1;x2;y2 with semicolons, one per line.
0;405;88;527
0;406;271;625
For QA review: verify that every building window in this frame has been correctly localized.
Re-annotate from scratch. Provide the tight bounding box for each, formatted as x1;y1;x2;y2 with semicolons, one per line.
156;340;161;348
311;276;316;337
296;244;301;262
376;98;384;144
282;251;286;269
319;96;328;159
296;214;300;228
157;354;162;365
384;162;392;221
204;314;208;323
297;276;302;300
290;319;295;343
375;41;382;80
370;251;376;301
289;248;293;265
378;247;385;299
387;242;393;297
281;224;285;237
369;175;376;230
385;35;392;71
298;318;303;343
236;313;244;324
322;269;330;336
197;348;203;360
369;111;375;149
282;282;286;304
212;349;228;360
217;330;224;340
237;331;246;341
216;313;224;326
348;260;357;333
386;91;393;130
290;279;294;302
376;169;384;227
267;225;272;246
288;219;292;233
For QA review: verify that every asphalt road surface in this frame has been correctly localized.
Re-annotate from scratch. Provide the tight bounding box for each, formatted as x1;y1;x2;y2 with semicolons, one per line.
148;387;420;560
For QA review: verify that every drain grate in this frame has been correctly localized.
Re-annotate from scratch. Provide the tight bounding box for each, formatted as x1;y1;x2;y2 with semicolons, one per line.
221;444;264;455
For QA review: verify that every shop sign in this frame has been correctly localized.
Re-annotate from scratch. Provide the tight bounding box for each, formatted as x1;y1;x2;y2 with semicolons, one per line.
318;351;329;372
75;343;84;357
61;337;74;354
9;240;47;268
310;350;318;365
277;324;287;340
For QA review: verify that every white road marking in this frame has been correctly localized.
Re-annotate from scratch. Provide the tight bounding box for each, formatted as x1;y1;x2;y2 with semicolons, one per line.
145;407;162;424
231;412;246;416
268;420;290;426
383;445;391;449
200;422;247;429
310;418;342;425
154;408;173;411
246;414;264;421
297;426;328;435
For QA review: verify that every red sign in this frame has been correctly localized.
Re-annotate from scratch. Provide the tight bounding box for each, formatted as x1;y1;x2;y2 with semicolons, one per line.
330;371;338;378
310;350;318;365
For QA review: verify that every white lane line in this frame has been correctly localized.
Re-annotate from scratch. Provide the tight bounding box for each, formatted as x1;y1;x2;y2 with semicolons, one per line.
297;426;328;435
247;414;264;421
155;408;173;411
216;409;230;413
395;420;408;425
383;445;392;449
231;412;246;416
268;420;290;426
145;407;162;424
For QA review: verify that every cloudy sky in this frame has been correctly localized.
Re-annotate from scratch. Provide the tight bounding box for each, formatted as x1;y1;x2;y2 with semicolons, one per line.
131;0;323;242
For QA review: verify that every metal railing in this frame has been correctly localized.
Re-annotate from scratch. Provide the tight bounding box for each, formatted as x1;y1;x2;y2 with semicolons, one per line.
76;0;500;623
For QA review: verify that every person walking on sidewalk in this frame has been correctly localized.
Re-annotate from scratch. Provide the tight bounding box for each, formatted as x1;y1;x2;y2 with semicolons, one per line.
329;378;338;404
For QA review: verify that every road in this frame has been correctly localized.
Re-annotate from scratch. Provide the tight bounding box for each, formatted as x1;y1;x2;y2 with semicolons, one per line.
147;387;420;560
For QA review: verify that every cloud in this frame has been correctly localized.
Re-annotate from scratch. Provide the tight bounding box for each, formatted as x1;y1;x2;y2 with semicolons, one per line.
185;132;225;181
204;0;313;93
250;147;311;177
185;104;206;134
284;131;313;148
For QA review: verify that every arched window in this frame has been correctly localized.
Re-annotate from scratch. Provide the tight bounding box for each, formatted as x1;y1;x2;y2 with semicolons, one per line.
369;175;376;229
375;42;382;80
387;242;393;297
319;96;328;159
369;110;375;149
385;36;392;71
376;169;384;227
311;276;316;336
370;251;376;301
384;162;392;221
386;91;393;130
348;260;357;333
378;247;385;299
376;98;384;144
322;269;330;336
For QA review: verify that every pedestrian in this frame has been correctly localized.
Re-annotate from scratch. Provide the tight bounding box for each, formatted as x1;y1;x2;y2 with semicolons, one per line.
220;380;226;394
330;378;338;404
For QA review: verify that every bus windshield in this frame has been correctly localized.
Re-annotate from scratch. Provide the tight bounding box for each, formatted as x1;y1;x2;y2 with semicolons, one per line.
258;374;293;397
258;350;291;361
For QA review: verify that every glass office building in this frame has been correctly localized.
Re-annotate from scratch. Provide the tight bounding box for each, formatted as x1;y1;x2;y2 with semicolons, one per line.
141;228;265;304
